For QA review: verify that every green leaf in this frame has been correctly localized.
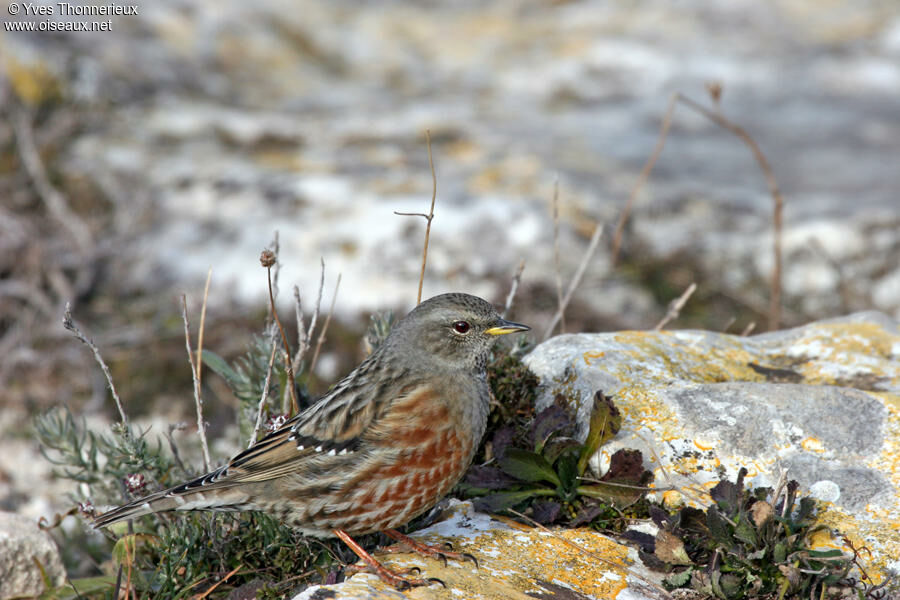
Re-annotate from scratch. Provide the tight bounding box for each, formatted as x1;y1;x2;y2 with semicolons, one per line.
663;568;693;588
707;506;733;547
734;514;758;546
473;489;550;512
38;575;118;599
577;391;621;476
773;541;787;563
555;451;579;496
201;350;243;387
498;448;560;485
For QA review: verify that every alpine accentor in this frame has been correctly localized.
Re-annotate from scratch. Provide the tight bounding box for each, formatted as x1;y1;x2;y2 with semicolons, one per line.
94;292;529;588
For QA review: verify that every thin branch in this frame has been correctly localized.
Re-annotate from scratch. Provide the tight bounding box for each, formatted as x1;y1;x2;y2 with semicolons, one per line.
310;273;341;374
181;295;211;471
10;103;93;253
196;268;212;388
291;285;307;376
394;129;436;305
551;177;565;332
251;328;280;447
261;250;299;416
676;94;784;330
611;94;677;266
654;282;697;330
502;259;526;319
306;259;326;353
610;91;784;330
543;223;604;340
740;321;757;336
62;303;127;427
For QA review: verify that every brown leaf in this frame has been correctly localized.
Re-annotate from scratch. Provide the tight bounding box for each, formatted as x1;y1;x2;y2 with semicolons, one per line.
654;530;693;566
750;500;774;527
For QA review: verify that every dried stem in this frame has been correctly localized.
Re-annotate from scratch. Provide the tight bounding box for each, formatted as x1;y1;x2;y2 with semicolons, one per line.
654;282;697;330
543;223;604;340
291;285;307;376
306;259;326;354
265;262;299;416
62;303;127;427
251;328;280;447
310;273;341;374
611;91;784;330
196;268;212;388
551;178;565;332
740;321;757;336
181;295;211;471
502;259;526;319
676;94;784;330
10;102;93;253
394;129;436;304
610;94;677;267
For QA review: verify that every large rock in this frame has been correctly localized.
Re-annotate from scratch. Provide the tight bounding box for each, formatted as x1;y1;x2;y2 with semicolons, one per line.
523;311;900;579
292;500;664;600
0;511;65;599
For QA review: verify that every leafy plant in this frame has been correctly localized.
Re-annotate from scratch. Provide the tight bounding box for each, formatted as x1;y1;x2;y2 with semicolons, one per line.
461;391;653;529
630;468;856;599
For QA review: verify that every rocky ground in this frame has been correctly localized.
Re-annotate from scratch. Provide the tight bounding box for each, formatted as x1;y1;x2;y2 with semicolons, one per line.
1;0;899;595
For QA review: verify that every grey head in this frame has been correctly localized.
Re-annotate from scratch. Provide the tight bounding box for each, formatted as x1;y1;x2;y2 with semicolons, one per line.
382;293;529;373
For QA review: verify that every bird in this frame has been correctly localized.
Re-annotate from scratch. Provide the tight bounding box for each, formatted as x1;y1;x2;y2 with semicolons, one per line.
94;292;530;589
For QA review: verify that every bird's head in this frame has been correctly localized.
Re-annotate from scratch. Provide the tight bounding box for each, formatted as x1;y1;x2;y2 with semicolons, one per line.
386;293;530;372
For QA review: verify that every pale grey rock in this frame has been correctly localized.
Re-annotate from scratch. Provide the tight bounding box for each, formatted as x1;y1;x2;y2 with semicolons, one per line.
0;512;65;600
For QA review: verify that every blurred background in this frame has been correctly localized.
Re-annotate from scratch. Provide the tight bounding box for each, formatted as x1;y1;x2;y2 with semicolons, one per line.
1;0;899;519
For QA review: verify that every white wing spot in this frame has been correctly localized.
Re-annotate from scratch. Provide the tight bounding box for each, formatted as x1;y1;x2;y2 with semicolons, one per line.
327;449;336;456
338;448;349;456
297;444;305;450
315;445;323;452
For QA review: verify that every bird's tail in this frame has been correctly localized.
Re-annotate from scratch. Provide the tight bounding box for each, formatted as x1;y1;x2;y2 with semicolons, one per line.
93;469;247;529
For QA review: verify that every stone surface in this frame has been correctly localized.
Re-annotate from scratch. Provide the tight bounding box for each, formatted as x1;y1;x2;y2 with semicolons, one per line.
292;500;665;600
523;311;900;579
0;511;65;600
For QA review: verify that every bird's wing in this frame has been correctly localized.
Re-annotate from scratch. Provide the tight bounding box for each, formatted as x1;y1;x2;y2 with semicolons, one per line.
194;352;411;486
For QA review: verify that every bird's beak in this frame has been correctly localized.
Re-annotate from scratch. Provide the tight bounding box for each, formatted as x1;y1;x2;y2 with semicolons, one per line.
485;318;530;336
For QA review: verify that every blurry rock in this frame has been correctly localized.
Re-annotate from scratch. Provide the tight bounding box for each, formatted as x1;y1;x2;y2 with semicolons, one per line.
0;511;65;599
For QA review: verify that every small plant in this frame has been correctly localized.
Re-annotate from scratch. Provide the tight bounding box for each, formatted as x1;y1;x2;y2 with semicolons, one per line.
461;390;653;529
631;468;859;599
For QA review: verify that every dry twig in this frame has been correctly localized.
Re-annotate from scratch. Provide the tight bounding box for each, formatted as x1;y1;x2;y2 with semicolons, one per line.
196;268;212;388
62;303;127;427
181;295;211;471
551;178;565;332
611;90;785;330
261;249;299;416
502;259;526;319
251;327;280;447
654;282;697;330
610;94;677;267
310;274;342;374
9;103;93;254
291;285;307;376
543;223;604;340
394;130;437;304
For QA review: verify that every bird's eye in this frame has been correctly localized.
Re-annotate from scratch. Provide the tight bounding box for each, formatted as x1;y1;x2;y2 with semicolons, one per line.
452;321;471;334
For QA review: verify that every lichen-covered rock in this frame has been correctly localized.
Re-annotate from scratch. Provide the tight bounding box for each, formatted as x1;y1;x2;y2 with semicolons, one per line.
523;311;900;580
293;500;663;600
0;511;65;600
